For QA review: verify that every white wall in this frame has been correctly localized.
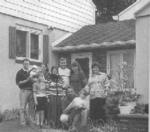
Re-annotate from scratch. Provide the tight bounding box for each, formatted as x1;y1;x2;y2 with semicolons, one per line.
0;13;48;111
0;0;95;32
136;16;149;103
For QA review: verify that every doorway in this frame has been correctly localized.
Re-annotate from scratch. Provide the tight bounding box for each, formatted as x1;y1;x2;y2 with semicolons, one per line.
71;52;92;79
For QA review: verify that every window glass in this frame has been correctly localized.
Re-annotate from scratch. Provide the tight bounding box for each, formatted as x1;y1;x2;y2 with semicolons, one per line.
30;34;39;60
16;30;27;57
108;50;134;89
123;51;134;88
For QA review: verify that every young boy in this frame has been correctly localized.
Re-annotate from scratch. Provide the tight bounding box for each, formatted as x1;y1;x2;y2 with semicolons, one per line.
33;71;48;127
60;91;88;131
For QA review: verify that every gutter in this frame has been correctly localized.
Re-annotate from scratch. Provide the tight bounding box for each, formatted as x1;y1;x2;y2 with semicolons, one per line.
52;40;136;52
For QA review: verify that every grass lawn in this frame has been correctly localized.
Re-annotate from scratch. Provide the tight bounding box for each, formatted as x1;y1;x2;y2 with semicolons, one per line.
0;120;67;132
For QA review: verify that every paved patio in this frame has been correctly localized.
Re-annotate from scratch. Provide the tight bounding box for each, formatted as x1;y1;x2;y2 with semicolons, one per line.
0;120;67;132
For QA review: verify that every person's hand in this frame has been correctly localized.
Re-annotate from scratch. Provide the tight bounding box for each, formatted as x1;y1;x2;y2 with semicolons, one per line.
88;82;94;87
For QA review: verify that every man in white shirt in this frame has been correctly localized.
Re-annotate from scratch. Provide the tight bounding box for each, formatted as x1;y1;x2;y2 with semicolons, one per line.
58;57;71;89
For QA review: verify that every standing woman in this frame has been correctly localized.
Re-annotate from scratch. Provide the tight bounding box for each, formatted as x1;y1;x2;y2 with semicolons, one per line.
70;61;87;96
83;62;109;123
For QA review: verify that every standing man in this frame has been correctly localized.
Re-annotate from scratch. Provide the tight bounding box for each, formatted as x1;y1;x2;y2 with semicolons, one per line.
16;58;33;126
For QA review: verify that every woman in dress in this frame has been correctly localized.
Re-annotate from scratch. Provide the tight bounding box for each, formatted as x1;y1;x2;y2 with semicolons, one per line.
83;62;109;123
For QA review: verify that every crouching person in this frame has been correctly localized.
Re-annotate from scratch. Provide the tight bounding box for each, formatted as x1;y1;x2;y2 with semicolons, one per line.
33;71;48;128
60;91;88;132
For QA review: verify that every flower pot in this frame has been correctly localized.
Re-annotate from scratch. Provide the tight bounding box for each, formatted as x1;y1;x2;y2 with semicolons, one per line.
119;105;133;114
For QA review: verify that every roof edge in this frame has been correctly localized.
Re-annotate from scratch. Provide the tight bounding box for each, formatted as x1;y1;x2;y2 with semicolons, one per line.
53;40;136;52
113;0;141;19
135;1;150;17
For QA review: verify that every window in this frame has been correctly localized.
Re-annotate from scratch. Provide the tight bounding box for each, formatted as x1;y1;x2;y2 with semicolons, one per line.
16;28;41;61
9;26;49;64
30;34;39;60
16;30;27;57
107;50;135;88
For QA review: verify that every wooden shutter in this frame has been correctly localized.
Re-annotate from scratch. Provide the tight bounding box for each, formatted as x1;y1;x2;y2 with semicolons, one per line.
43;35;49;65
9;26;16;59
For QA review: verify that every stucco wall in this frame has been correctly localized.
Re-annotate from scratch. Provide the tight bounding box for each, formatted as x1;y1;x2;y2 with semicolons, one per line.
136;16;149;103
0;13;48;111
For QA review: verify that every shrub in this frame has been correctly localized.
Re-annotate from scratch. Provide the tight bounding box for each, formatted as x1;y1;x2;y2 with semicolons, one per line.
2;109;19;121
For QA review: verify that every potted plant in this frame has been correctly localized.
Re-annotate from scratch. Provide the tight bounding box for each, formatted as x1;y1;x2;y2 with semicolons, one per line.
108;61;141;114
118;89;141;114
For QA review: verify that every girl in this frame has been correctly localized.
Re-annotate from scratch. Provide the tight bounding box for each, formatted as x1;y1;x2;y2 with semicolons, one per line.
33;71;48;127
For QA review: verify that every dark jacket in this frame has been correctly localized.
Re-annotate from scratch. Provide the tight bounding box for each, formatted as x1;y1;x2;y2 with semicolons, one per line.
16;69;33;90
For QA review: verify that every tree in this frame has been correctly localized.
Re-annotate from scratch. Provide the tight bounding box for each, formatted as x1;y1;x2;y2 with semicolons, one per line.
92;0;137;23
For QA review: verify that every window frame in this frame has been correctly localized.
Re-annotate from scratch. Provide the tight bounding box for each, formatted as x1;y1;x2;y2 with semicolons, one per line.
16;25;43;63
107;49;135;88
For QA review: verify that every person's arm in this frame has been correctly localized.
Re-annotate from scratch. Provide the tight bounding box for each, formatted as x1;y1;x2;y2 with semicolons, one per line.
63;100;75;114
18;77;31;85
33;83;38;104
103;74;110;94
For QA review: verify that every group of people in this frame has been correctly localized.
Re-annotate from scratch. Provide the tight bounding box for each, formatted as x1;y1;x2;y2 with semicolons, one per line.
16;57;110;131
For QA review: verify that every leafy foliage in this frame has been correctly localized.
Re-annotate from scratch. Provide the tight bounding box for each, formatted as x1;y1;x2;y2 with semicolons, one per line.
92;0;137;23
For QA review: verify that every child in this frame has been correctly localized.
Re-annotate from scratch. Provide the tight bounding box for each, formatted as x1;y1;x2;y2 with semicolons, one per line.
58;57;71;89
33;71;48;127
60;91;88;131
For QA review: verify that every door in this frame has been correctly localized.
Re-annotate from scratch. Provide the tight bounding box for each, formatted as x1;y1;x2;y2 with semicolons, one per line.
76;58;89;79
71;52;92;80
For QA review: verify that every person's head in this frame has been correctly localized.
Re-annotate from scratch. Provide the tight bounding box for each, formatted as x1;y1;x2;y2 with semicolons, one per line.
92;62;100;75
59;57;67;69
79;90;88;99
40;64;46;72
37;71;44;82
31;65;38;72
51;66;58;75
71;61;80;73
23;58;30;70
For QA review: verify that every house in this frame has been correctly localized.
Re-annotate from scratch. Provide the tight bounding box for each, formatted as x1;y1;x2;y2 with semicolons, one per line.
0;0;96;111
135;2;150;104
113;0;150;21
53;20;136;91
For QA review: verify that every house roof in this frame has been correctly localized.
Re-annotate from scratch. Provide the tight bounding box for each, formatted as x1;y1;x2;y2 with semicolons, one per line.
135;1;150;16
53;19;135;52
113;0;150;21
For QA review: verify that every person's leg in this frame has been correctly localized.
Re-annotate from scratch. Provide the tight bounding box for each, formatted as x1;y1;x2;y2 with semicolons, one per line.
91;98;106;123
80;109;89;132
24;90;32;124
19;89;26;125
40;110;45;126
90;98;98;122
36;111;40;126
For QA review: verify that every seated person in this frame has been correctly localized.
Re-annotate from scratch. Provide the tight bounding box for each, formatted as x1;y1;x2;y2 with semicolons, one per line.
60;91;88;131
33;71;48;127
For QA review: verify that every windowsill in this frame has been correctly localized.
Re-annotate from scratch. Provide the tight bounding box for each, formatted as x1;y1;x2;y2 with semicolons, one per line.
15;57;42;65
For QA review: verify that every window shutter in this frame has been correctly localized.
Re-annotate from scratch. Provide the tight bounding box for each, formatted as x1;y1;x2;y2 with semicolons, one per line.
43;35;49;65
9;26;16;59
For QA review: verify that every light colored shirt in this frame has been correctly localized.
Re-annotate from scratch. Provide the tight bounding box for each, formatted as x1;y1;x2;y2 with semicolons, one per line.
85;72;109;99
58;67;71;88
